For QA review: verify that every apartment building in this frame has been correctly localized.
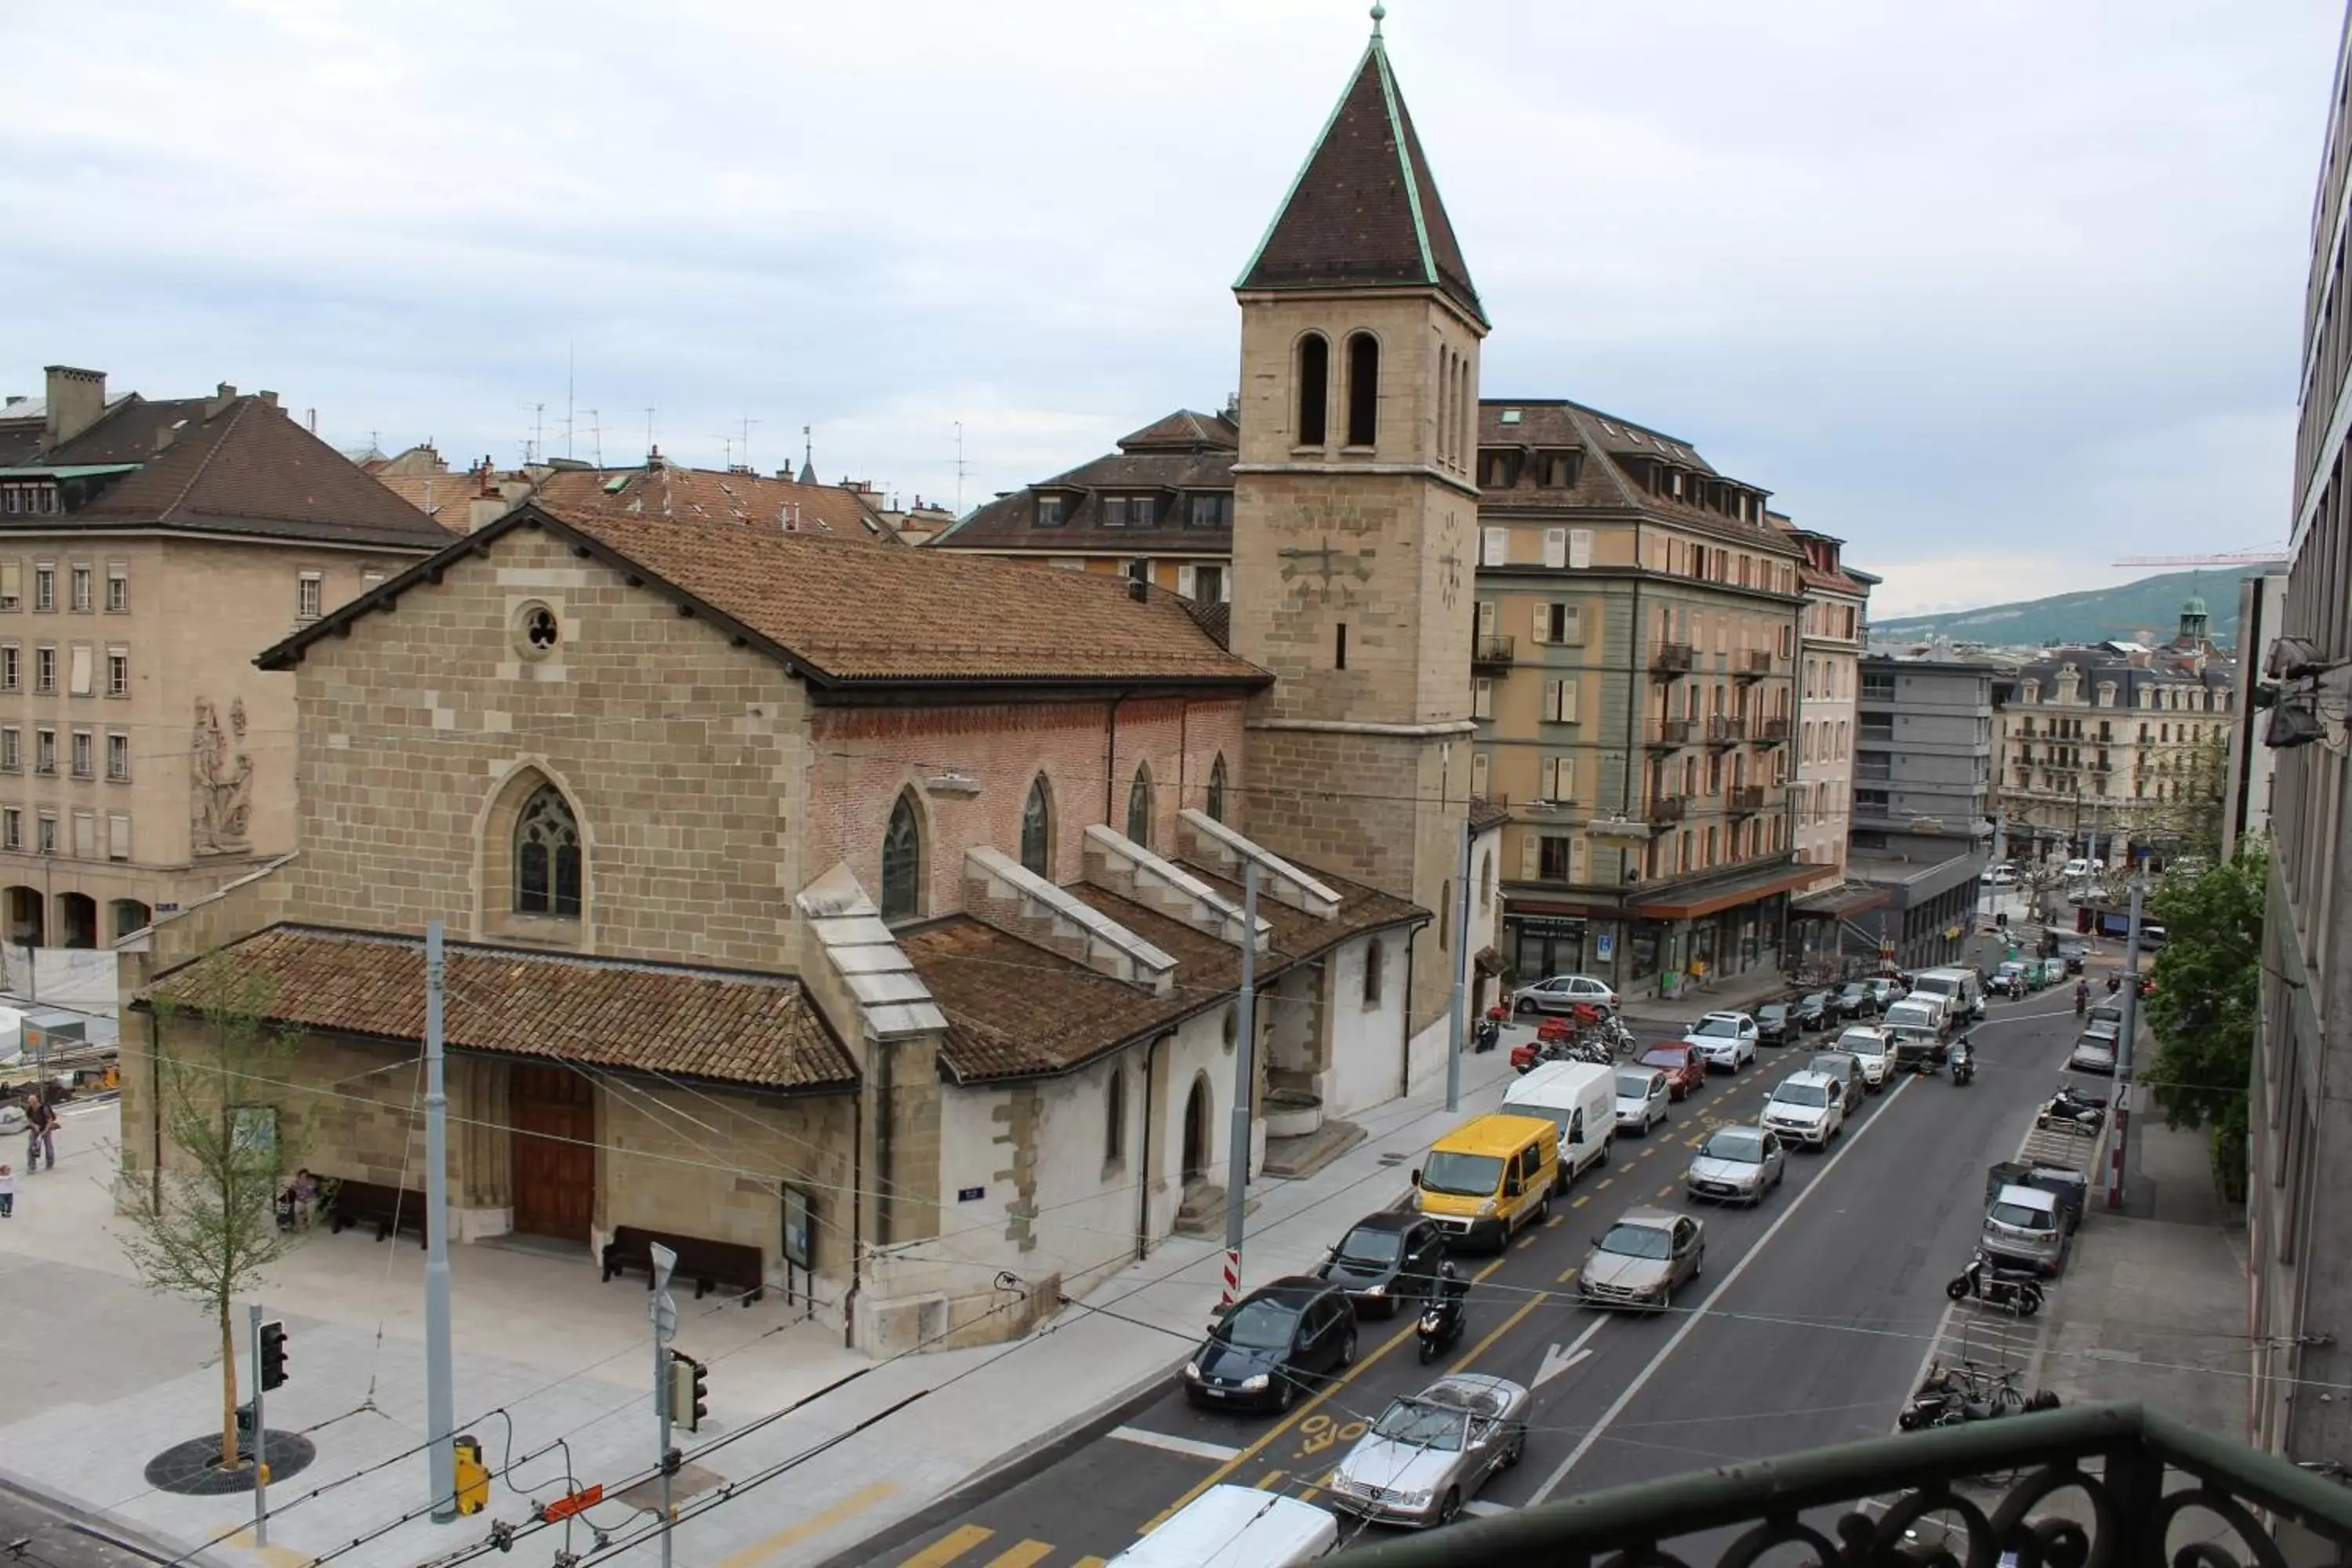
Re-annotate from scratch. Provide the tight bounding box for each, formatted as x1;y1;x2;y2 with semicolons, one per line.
1782;519;1875;880
1848;655;1994;971
0;367;447;949
2249;5;2352;1476
1470;401;1809;997
2222;570;2288;857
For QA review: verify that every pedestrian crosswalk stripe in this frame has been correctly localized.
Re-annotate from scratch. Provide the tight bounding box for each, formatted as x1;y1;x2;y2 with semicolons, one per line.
900;1525;994;1566
982;1542;1054;1568
1111;1425;1241;1463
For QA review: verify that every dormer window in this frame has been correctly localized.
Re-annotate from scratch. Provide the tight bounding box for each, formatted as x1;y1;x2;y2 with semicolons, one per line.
1102;495;1156;528
1036;493;1065;528
1670;470;1684;498
1186;493;1232;529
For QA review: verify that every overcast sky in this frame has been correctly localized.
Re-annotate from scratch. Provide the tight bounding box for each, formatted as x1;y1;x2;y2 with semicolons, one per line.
5;0;2340;616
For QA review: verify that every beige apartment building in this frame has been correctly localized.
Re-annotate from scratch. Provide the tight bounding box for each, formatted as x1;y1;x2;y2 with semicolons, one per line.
1784;520;1875;880
0;368;447;949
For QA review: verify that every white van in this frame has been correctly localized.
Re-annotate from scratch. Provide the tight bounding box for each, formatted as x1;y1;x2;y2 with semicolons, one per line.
1109;1486;1337;1566
1883;995;1948;1038
1910;967;1984;1022
1503;1059;1616;1186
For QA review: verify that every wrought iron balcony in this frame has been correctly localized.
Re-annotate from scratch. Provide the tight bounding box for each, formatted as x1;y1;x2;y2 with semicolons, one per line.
1348;1403;2352;1568
1642;796;1686;823
1705;715;1746;746
1755;715;1791;744
1650;641;1696;675
1646;717;1694;749
1472;634;1516;670
1733;648;1773;681
1727;783;1776;813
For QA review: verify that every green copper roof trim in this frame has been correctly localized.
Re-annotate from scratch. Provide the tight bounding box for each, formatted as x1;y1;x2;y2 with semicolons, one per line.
0;464;140;480
1235;35;1385;290
1370;36;1440;293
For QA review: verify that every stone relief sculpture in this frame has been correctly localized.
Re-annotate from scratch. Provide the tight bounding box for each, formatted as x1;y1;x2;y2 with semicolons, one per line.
191;696;255;855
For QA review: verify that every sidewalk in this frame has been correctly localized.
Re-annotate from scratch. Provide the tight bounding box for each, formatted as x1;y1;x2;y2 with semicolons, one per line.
0;1042;1531;1568
1618;967;1791;1028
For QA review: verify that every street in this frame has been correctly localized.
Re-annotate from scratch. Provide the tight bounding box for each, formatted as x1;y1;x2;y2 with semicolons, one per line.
843;982;2092;1567
0;1483;173;1568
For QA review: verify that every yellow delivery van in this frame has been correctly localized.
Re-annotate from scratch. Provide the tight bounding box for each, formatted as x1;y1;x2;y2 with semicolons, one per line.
1412;1112;1559;1250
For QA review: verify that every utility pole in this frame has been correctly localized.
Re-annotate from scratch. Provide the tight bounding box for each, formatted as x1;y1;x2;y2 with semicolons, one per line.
1221;863;1260;1308
249;1304;268;1544
1444;815;1471;1114
650;1243;681;1568
424;920;456;1522
2106;869;2147;1212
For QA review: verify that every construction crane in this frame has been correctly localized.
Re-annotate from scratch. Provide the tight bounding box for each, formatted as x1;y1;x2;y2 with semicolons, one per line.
2113;546;2287;568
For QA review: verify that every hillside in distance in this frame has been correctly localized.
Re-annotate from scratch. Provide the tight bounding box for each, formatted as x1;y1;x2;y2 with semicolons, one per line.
1870;565;2281;649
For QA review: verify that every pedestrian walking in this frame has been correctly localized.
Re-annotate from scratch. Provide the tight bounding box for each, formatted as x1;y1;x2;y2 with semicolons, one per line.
0;1162;13;1217
23;1094;56;1172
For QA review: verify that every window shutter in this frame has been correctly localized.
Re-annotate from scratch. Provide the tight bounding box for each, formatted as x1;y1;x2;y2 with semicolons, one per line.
1472;677;1493;720
1530;604;1548;642
1519;831;1541;880
109;813;130;862
1569;529;1595;569
1475;601;1496;639
1562;681;1580;724
1571;836;1588;881
1558;755;1577;801
72;811;94;859
1542;528;1568;569
1540;757;1559;800
1483;526;1508;566
1178;564;1196;599
68;645;92;697
0;563;16;603
1561;605;1584;645
1543;679;1562;722
1472;752;1490;797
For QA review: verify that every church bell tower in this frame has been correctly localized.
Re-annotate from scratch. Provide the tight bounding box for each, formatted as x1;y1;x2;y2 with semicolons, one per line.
1229;7;1487;1048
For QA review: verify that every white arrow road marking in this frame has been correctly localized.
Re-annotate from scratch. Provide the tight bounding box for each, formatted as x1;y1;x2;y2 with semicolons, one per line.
1532;1316;1608;1389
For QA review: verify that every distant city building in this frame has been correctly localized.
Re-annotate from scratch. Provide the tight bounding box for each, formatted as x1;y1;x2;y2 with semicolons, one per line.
1847;655;1994;971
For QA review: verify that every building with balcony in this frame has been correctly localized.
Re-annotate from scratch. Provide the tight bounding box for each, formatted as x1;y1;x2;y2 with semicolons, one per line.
0;365;448;962
1468;400;1810;999
1782;518;1875;881
1848;655;1994;970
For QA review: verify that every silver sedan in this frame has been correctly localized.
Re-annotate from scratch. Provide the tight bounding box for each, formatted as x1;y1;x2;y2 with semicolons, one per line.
1327;1374;1530;1527
1683;1125;1787;1205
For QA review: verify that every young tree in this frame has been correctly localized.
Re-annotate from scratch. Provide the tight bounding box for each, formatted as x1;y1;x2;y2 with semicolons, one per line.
2139;841;2267;1199
119;953;319;1472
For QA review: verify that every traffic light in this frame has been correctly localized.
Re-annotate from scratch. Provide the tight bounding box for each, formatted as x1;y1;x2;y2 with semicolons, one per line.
259;1319;289;1392
668;1349;708;1432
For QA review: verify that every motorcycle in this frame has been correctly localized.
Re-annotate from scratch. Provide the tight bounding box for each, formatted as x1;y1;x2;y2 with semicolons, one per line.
2038;1083;2109;1134
1947;1250;2045;1316
1898;1363;2059;1428
1949;1039;1975;1086
1472;1015;1501;1054
2074;986;2089;1017
1417;1265;1468;1363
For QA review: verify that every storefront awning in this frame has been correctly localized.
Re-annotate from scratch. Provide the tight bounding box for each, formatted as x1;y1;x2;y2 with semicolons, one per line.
1631;864;1822;923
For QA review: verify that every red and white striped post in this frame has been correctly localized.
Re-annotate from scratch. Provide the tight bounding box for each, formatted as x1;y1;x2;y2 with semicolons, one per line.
1220;1248;1241;1308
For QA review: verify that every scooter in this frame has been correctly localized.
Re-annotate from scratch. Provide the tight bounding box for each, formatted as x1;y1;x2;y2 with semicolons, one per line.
1417;1265;1468;1363
1947;1250;2045;1316
1472;1014;1501;1054
2038;1083;2109;1134
1949;1039;1976;1086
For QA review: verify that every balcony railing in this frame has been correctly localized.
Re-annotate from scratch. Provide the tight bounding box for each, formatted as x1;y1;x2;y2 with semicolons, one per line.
1347;1403;2352;1568
1704;715;1746;746
1755;715;1791;744
1733;648;1773;680
1642;796;1686;823
1854;762;1892;782
1471;634;1515;670
1646;718;1693;749
1727;783;1775;813
1649;641;1696;675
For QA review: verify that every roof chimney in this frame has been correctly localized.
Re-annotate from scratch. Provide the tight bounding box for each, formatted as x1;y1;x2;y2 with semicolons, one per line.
1127;575;1149;604
256;390;279;409
42;365;107;448
205;383;238;420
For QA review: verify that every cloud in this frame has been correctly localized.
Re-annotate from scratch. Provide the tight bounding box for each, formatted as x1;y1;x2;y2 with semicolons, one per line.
0;0;2336;609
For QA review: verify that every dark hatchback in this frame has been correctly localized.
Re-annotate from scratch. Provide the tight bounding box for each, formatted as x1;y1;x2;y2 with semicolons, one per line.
1835;983;1877;1020
1793;993;1833;1033
1315;1211;1446;1316
1754;1004;1792;1047
1182;1276;1359;1414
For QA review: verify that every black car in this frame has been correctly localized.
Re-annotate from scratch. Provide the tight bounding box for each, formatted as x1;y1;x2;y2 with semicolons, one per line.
1754;1004;1792;1047
1182;1276;1359;1413
2058;941;2089;975
1316;1211;1446;1316
1793;993;1832;1033
1835;983;1877;1020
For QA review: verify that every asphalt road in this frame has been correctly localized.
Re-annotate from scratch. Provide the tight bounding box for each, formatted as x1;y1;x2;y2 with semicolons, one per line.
0;1483;176;1568
844;985;2092;1568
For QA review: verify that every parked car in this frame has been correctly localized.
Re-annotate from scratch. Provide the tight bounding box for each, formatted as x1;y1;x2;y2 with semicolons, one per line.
1833;1025;1893;1090
1579;1207;1705;1311
1754;1004;1792;1047
1835;982;1878;1020
1614;1068;1671;1135
1182;1276;1358;1413
1639;1044;1707;1101
1989;961;2030;998
1327;1374;1530;1527
2089;1001;2125;1030
1864;976;1905;1011
1315;1212;1448;1317
1683;1125;1787;1205
1762;1070;1845;1148
2062;858;2093;880
2069;1027;2119;1075
1682;1013;1758;1073
1984;1183;2070;1276
1807;1051;1865;1114
1511;975;1620;1017
1110;1486;1336;1566
2058;940;2090;975
1989;862;2020;886
1792;993;1833;1033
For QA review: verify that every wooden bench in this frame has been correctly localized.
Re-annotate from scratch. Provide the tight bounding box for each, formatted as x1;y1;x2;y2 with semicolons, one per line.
601;1225;764;1305
325;1178;429;1247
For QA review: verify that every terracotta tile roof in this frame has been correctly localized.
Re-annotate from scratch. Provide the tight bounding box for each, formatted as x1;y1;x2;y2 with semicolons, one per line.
47;395;216;466
902;860;1425;1082
1115;409;1240;453
535;463;901;543
152;924;856;1092
935;410;1237;555
1239;36;1484;324
54;398;454;550
1469;797;1512;836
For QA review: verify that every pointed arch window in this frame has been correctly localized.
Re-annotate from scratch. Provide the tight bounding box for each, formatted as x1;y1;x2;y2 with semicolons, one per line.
1205;754;1229;824
1296;334;1329;447
1126;764;1155;849
1021;775;1054;878
514;785;582;917
882;793;922;922
1346;332;1380;448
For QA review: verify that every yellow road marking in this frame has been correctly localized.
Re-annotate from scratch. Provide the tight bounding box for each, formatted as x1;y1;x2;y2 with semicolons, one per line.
716;1481;899;1567
1639;1145;1655;1159
1571;1195;1590;1208
1297;1486;1322;1504
1657;1185;1674;1198
1075;1559;1109;1568
1453;1291;1548;1372
1256;1468;1287;1490
1515;1233;1537;1250
1556;1266;1579;1284
1545;1213;1564;1228
899;1526;995;1567
1597;1178;1614;1189
982;1544;1054;1568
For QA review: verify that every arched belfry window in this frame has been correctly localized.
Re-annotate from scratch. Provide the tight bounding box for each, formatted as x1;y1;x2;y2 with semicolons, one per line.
1127;764;1155;849
514;785;582;917
882;792;922;922
1346;332;1380;448
1205;754;1229;823
1296;334;1329;447
1021;775;1054;878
